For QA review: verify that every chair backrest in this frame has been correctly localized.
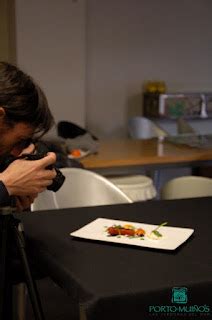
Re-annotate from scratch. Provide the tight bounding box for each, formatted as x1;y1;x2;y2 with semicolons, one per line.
32;168;132;211
160;176;212;200
128;116;167;139
31;190;58;211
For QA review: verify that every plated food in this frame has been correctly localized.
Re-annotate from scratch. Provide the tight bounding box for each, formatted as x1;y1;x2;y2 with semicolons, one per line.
105;222;167;240
68;149;90;159
147;222;168;240
106;224;146;238
70;218;194;250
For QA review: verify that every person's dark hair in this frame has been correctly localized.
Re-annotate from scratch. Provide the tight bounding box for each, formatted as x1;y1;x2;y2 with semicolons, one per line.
0;61;54;136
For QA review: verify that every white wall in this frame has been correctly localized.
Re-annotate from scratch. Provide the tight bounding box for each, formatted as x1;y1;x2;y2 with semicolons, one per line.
15;0;86;137
86;0;212;138
15;0;212;139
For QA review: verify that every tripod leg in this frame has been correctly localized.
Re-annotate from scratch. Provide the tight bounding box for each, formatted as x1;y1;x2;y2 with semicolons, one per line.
0;214;13;319
5;280;13;320
13;283;27;320
12;222;45;320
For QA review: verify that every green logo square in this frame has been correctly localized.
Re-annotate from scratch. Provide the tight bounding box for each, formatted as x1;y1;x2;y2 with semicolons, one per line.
172;287;188;304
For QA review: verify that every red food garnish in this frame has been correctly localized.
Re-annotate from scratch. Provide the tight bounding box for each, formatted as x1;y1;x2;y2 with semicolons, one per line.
135;228;146;236
107;225;145;237
107;227;120;236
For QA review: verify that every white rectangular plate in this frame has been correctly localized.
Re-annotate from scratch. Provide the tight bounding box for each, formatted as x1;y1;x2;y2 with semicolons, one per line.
70;218;194;250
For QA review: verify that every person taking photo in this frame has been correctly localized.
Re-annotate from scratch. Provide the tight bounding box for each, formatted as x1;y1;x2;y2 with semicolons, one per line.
0;62;57;211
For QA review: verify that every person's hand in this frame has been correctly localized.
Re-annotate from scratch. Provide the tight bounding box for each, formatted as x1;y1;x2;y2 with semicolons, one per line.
15;194;38;212
19;143;35;156
0;152;57;196
10;142;36;158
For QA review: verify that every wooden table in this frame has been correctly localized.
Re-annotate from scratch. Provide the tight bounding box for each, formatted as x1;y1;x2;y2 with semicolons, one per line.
81;138;212;175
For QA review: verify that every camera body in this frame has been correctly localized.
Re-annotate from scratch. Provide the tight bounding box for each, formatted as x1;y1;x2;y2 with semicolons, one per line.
0;152;65;192
23;153;65;192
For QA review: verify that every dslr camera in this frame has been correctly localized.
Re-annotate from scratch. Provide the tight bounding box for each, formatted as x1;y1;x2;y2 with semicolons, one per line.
0;141;65;192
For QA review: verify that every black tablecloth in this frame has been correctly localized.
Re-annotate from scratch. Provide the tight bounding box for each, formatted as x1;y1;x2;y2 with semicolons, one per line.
19;198;212;320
